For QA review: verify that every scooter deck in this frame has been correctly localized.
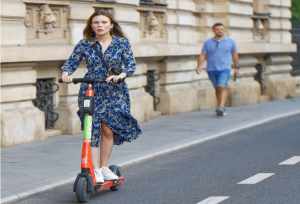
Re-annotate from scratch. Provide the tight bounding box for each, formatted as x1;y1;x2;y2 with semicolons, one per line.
94;177;124;192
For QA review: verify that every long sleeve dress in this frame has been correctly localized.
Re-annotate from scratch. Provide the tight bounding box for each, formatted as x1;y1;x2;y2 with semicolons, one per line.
60;35;142;147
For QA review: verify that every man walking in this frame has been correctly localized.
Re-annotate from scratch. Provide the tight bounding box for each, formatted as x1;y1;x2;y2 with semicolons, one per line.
196;23;239;116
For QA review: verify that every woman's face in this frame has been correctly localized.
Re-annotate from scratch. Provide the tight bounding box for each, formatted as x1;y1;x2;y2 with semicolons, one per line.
91;15;114;36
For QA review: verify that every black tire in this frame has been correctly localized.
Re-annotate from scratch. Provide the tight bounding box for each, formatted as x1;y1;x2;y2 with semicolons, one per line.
76;177;91;203
109;165;121;191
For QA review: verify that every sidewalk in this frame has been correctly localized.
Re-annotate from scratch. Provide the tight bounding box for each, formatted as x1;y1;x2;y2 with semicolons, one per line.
2;98;300;203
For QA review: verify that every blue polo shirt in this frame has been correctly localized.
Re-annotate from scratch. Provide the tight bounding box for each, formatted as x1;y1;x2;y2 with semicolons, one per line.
202;36;237;71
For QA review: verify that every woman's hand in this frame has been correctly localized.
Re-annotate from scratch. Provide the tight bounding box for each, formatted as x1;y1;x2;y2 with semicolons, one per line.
62;72;72;84
106;73;127;83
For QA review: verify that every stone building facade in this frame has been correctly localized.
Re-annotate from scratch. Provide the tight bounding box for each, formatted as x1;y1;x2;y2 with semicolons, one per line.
1;0;298;147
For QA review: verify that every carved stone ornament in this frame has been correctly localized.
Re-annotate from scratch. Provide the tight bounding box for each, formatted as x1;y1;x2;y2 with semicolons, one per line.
52;11;59;28
253;19;261;36
24;10;32;27
253;17;269;40
260;19;269;39
146;11;159;34
38;4;57;33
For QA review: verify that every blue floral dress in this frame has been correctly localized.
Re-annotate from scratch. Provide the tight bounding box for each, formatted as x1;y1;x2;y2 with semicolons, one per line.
61;35;142;146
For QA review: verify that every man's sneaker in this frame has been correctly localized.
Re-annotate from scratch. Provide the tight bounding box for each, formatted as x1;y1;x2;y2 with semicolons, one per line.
215;107;227;116
101;167;119;180
215;107;222;116
94;168;104;183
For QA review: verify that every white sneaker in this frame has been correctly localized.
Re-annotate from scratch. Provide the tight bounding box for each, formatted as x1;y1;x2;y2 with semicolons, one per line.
101;167;119;180
94;168;104;183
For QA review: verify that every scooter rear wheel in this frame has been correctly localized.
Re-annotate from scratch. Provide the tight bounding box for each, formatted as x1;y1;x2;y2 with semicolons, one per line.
76;177;91;203
109;165;121;191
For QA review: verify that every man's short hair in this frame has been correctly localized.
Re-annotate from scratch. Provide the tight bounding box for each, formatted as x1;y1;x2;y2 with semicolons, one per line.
213;23;224;29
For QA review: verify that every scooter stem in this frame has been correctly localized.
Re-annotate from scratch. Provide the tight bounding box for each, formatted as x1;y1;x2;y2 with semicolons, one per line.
81;83;97;185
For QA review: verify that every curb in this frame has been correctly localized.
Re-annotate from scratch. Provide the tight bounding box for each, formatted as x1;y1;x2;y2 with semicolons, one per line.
1;177;76;204
2;110;300;204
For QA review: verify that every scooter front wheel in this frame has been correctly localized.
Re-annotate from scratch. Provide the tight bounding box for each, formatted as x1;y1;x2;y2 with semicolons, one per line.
76;177;91;203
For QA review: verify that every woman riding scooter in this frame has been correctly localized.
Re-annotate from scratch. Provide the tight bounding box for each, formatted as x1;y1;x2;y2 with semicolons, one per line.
61;10;142;183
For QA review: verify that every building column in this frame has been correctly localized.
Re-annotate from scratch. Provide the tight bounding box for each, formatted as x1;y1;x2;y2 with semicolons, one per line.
226;56;261;106
68;0;94;45
263;55;296;100
54;64;86;135
157;57;198;114
1;0;26;45
1;63;45;147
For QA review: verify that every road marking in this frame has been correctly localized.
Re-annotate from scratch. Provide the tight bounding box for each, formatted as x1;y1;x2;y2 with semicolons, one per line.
197;196;230;204
237;173;275;184
279;156;300;165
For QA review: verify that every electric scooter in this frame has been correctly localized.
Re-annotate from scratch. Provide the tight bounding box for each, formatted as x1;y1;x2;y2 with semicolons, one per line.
59;77;124;203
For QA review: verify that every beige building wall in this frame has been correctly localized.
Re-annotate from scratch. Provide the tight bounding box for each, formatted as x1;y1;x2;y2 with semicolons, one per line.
1;0;297;147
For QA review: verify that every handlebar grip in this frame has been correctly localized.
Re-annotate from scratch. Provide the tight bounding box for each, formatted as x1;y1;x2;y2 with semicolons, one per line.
118;78;123;84
109;78;124;84
58;79;63;83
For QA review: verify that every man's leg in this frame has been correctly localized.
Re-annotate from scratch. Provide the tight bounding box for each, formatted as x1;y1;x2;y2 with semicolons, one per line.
217;86;227;109
215;88;220;105
207;71;219;103
215;69;230;116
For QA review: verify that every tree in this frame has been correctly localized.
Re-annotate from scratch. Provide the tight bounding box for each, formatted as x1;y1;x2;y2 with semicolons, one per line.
290;0;300;23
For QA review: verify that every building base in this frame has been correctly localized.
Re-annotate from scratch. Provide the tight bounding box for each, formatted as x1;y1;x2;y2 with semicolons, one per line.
157;89;198;115
1;102;45;147
264;77;296;100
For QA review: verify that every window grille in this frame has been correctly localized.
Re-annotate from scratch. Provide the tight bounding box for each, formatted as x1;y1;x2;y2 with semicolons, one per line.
291;22;300;76
144;70;160;110
32;79;59;129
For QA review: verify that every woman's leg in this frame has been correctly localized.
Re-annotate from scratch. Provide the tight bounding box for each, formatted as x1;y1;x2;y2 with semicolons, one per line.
100;121;114;167
91;147;99;170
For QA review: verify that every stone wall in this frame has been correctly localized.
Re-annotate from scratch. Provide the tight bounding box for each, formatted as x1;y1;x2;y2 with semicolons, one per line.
1;0;297;147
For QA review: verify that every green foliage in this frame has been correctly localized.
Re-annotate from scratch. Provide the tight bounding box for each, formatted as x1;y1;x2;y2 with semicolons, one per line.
285;94;294;99
290;0;300;23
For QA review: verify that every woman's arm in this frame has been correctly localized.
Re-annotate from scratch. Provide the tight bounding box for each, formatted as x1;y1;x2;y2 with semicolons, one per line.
121;38;136;77
60;40;85;77
106;38;136;83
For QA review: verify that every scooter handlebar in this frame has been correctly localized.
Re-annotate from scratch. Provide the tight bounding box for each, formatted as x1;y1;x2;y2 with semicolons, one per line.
58;77;124;84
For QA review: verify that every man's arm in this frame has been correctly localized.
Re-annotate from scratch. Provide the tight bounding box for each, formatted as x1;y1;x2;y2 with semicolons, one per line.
196;52;207;74
232;51;239;67
232;51;239;75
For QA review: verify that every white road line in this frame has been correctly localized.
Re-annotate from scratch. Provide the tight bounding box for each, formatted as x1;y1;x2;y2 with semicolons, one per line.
197;196;230;204
279;156;300;165
237;173;275;184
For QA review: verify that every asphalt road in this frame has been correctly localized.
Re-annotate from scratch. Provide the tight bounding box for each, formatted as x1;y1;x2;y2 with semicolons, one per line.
14;114;300;204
